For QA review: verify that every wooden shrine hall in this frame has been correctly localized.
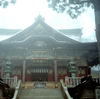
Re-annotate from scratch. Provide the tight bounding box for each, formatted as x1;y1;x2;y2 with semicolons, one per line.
0;14;99;85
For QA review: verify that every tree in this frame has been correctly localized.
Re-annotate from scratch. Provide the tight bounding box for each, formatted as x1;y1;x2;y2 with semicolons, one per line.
47;0;97;18
47;0;100;63
0;0;17;8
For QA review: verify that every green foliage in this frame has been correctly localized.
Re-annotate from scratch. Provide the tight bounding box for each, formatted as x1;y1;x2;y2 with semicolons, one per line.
0;0;17;8
4;89;15;99
4;90;11;99
46;0;95;19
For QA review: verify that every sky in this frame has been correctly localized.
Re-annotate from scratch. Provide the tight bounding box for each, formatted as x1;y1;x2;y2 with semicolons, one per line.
0;0;96;42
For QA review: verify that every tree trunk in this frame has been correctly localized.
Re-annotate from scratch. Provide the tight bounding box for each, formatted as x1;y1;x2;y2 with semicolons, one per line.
94;0;100;63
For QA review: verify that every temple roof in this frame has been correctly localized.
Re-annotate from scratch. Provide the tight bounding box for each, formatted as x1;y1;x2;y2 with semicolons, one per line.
0;29;21;35
0;28;82;37
58;28;82;37
0;16;81;44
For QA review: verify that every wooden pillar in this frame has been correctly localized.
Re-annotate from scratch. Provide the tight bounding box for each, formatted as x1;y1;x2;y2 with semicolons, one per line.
76;66;79;77
23;59;26;84
54;59;57;85
88;66;91;75
1;59;5;78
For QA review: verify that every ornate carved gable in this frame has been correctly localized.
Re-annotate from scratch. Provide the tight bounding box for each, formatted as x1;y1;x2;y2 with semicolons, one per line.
1;16;80;45
33;24;52;36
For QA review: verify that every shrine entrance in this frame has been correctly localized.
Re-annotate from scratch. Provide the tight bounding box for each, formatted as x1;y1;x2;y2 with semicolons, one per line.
31;73;48;81
26;59;54;82
30;68;49;81
26;67;53;82
31;68;49;81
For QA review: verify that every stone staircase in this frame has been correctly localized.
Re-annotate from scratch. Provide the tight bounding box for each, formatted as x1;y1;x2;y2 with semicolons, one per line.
19;88;64;99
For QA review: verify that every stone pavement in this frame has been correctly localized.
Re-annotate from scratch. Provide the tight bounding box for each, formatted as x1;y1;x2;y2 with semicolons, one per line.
19;88;64;99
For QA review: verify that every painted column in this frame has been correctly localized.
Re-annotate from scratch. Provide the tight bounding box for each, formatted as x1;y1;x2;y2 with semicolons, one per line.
54;59;57;85
1;59;5;78
23;59;26;84
76;65;79;77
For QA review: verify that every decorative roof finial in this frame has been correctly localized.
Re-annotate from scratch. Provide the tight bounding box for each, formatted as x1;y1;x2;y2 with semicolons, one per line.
35;13;45;21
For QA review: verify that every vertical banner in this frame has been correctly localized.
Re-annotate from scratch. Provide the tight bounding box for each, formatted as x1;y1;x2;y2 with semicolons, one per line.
36;69;37;73
47;69;48;73
40;69;41;73
42;69;43;73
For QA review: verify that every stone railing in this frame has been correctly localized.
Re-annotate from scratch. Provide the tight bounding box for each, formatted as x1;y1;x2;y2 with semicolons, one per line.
60;79;73;99
65;76;100;87
12;80;22;99
95;86;100;99
92;77;100;83
3;76;18;87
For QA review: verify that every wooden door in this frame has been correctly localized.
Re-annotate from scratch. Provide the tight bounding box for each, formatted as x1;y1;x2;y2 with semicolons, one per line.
16;69;21;80
31;73;48;81
31;68;48;81
78;68;86;77
26;69;31;81
48;69;53;81
12;69;21;80
57;68;67;82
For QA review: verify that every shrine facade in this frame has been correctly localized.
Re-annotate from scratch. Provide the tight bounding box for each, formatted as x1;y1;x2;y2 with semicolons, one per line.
0;15;99;84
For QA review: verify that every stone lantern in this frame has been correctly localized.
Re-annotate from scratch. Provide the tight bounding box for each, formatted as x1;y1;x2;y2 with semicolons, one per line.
5;58;13;78
68;58;77;77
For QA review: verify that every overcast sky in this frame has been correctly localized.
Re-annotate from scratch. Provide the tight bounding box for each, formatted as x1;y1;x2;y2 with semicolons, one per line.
0;0;96;41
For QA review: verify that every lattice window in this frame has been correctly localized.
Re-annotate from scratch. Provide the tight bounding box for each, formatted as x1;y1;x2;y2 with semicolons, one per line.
58;70;62;74
12;70;16;74
63;70;67;74
49;70;52;74
81;70;85;74
17;70;21;74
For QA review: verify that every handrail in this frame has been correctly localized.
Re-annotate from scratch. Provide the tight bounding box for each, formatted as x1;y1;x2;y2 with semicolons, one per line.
65;76;100;86
60;79;73;99
3;78;14;80
66;77;99;79
12;80;21;99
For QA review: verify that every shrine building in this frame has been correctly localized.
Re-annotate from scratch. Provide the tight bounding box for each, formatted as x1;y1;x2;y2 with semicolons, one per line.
0;15;99;84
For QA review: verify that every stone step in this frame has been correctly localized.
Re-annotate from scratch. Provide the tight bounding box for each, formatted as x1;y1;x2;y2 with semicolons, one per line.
19;89;64;99
19;96;63;99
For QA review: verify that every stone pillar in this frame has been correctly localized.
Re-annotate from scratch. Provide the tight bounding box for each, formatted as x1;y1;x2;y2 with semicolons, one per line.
1;59;5;78
23;59;26;84
54;59;57;85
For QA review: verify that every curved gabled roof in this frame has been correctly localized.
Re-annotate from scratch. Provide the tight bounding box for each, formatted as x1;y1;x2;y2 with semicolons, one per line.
0;17;81;44
58;28;82;37
0;28;21;35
